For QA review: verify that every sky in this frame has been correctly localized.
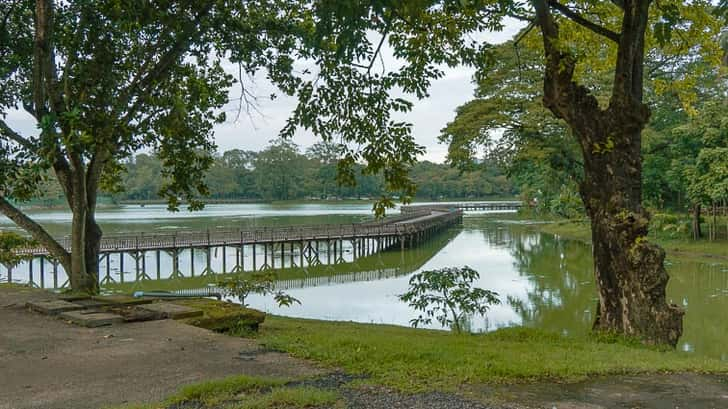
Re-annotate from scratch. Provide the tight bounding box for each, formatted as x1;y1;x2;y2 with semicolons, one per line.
5;19;524;164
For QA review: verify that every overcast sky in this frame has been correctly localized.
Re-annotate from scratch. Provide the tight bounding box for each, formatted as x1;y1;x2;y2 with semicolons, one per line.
6;19;524;164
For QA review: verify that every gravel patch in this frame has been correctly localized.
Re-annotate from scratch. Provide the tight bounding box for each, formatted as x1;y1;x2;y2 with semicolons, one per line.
342;386;498;409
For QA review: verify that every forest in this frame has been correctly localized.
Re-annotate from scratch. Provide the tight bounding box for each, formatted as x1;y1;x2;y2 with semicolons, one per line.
31;138;515;204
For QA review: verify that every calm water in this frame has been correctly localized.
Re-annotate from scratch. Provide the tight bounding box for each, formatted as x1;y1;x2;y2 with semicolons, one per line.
1;203;726;360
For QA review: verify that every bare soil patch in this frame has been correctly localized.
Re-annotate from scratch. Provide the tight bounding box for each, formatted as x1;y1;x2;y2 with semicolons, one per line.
0;287;321;409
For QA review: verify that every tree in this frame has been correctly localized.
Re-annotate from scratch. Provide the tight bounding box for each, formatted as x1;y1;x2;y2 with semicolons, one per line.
0;0;307;293
438;38;582;212
289;1;720;346
399;266;500;334
123;154;163;201
306;141;344;199
253;138;305;200
679;101;728;240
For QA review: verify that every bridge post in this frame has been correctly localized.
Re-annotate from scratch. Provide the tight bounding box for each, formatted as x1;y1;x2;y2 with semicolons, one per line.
263;243;272;270
190;248;195;277
141;252;147;280
240;232;245;271
252;243;256;271
39;256;45;288
50;258;59;289
156;250;161;280
119;252;124;283
300;241;304;267
169;249;183;279
202;247;213;276
135;250;141;281
222;245;227;273
332;240;337;264
28;258;34;288
263;243;268;269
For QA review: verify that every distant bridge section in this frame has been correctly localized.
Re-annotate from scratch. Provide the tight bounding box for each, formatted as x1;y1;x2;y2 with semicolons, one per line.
400;201;523;213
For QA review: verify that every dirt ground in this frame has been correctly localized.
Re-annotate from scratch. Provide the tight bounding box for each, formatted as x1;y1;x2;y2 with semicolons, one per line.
1;286;727;409
0;287;321;409
476;372;728;409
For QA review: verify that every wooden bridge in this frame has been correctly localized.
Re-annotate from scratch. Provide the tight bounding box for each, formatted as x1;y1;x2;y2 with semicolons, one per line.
400;201;522;213
3;208;463;289
2;201;524;290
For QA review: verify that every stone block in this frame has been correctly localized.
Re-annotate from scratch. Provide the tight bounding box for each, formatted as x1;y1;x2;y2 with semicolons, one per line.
26;300;85;315
92;295;153;306
139;302;203;320
70;298;113;308
59;310;125;328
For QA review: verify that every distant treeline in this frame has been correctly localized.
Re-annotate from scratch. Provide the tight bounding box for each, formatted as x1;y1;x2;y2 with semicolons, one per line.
116;139;515;202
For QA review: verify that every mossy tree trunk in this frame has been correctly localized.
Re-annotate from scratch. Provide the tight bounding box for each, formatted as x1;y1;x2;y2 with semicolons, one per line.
533;0;683;346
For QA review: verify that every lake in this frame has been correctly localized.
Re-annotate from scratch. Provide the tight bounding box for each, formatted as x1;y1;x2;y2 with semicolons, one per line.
1;202;726;360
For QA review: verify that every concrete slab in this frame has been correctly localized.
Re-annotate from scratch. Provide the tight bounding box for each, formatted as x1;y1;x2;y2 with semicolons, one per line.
139;302;203;320
92;295;153;306
70;298;112;308
26;300;85;315
58;311;125;328
57;294;90;302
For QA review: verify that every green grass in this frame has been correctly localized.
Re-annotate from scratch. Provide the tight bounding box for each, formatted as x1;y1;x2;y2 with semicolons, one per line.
528;219;593;243
520;218;728;261
232;386;341;409
0;283;28;289
169;375;285;406
250;316;726;392
109;375;340;409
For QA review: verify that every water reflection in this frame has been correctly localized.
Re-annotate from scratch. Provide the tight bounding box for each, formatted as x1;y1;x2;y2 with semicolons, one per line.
248;216;728;361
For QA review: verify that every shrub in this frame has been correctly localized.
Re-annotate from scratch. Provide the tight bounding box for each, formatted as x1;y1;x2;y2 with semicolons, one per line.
399;266;500;333
218;272;300;308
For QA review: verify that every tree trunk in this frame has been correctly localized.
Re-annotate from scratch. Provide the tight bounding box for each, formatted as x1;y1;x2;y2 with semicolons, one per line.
64;198;102;294
692;203;702;240
533;0;683;346
579;124;682;346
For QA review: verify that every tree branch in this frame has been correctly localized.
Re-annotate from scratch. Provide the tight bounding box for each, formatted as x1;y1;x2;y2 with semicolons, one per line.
120;2;215;123
548;0;621;43
0;120;33;149
367;26;390;74
533;0;604;138
0;195;70;267
507;12;535;22
610;0;625;10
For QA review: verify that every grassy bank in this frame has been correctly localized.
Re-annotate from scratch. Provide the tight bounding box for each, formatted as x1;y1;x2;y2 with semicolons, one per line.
248;316;725;392
503;215;728;261
113;313;726;408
